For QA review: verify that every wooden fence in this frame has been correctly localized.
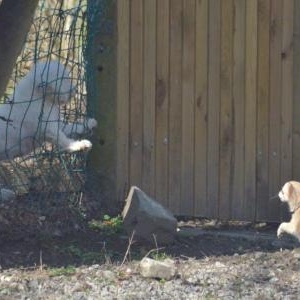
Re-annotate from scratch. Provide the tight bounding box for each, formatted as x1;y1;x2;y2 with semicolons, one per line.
111;0;300;221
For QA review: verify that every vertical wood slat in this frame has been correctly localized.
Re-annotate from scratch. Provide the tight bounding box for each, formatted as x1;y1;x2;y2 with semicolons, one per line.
129;0;143;188
281;0;294;180
194;0;208;217
219;0;234;219
244;0;257;221
169;0;183;215
293;0;300;182
281;0;294;214
232;0;246;219
116;0;130;202
207;0;221;218
142;0;156;195
268;0;282;220
155;0;170;206
256;0;270;220
181;0;195;215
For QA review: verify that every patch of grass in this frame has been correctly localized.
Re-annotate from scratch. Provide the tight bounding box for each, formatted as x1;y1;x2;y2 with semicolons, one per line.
88;214;123;235
48;266;77;277
145;247;171;261
81;251;106;264
64;245;82;258
55;243;111;264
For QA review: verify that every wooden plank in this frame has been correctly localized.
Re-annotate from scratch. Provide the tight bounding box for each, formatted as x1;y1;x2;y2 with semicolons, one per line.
169;0;183;215
194;0;208;217
219;0;234;220
268;0;282;220
244;0;257;221
142;0;156;196
281;0;294;219
256;0;270;221
129;0;143;188
232;0;246;219
207;0;221;218
181;0;195;216
293;0;300;182
116;0;130;202
155;0;169;207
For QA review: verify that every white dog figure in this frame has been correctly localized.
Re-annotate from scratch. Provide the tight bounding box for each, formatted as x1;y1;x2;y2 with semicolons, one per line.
277;181;300;241
0;60;97;200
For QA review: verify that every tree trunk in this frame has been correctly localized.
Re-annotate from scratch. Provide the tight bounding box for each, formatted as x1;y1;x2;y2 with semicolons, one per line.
0;0;39;100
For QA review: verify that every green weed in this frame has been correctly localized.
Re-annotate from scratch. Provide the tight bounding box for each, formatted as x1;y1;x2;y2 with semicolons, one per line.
88;214;123;235
48;266;77;277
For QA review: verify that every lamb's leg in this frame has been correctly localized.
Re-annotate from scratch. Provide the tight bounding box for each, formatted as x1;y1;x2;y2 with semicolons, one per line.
60;118;97;137
56;130;92;152
44;124;92;152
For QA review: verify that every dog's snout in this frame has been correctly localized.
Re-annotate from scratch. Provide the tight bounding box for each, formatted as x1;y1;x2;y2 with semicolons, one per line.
270;194;279;200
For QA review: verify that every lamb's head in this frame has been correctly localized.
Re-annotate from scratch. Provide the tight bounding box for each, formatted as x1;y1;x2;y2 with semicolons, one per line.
31;60;74;105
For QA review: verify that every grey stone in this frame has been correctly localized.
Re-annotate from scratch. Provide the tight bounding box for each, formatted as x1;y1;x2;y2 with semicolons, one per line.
0;188;16;202
122;186;177;245
140;257;176;280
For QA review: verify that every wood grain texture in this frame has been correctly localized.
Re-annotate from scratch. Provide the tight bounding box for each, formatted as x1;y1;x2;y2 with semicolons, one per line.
142;0;156;196
115;0;298;221
207;0;221;218
181;0;195;216
281;0;294;220
129;0;144;188
194;0;208;217
244;0;257;221
117;0;130;202
169;0;183;215
268;0;282;220
219;0;234;219
232;0;246;219
293;0;300;182
256;0;270;221
156;0;170;207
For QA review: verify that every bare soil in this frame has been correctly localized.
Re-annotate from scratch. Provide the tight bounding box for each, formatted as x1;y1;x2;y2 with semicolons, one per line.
0;196;300;299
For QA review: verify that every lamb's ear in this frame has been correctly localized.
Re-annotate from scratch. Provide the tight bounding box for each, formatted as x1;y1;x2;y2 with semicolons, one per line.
36;80;53;97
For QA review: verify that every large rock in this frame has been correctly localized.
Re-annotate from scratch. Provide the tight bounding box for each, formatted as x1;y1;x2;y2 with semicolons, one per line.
122;186;177;245
140;257;176;280
0;188;16;201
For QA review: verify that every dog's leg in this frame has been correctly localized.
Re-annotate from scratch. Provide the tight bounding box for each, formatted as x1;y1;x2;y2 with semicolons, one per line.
277;222;298;239
60;118;97;137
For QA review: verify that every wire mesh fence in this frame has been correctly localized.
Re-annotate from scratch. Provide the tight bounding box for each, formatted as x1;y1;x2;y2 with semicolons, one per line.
0;0;99;215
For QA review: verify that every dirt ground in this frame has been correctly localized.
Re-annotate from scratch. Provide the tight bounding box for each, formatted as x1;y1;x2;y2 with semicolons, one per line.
0;194;297;270
1;195;300;299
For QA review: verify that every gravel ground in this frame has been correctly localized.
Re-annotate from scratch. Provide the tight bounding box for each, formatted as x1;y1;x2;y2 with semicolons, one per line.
1;230;300;300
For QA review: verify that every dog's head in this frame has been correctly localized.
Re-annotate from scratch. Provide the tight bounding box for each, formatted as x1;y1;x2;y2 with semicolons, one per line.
279;181;300;212
31;60;74;105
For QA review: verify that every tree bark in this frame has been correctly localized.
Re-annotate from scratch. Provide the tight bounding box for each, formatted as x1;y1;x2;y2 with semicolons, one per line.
0;0;39;100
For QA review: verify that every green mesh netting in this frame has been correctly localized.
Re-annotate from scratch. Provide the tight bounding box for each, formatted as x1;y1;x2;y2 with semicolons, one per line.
0;0;101;208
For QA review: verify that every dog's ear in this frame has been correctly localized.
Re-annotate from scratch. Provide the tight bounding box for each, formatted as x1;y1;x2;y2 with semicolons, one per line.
286;182;294;199
287;181;300;212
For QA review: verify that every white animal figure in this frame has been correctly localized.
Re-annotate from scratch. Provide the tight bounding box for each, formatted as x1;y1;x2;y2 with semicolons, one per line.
277;181;300;241
0;60;97;200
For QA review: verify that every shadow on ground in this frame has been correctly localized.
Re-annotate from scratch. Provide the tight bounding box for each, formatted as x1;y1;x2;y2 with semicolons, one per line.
1;210;299;270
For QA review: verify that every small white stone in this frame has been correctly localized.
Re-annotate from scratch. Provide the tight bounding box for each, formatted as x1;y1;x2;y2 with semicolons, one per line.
140;257;176;280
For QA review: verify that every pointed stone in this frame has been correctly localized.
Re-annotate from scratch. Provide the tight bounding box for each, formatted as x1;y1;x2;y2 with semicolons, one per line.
122;186;177;245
